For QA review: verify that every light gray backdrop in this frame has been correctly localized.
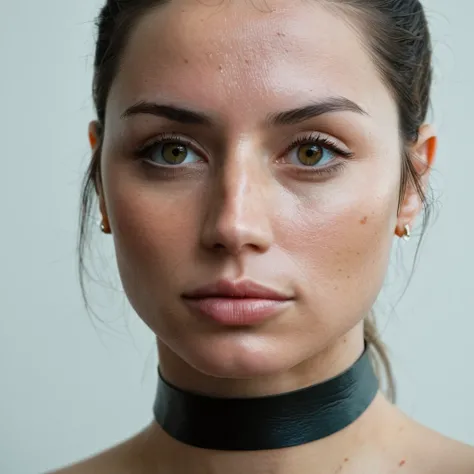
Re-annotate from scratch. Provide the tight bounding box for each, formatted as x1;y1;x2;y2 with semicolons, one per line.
1;1;472;473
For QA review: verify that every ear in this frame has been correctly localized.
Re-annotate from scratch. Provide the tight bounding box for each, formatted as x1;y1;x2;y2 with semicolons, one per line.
395;124;437;238
88;121;111;234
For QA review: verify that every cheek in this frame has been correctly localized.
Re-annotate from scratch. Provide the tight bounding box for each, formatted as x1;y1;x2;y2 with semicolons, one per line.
276;180;399;317
102;166;201;311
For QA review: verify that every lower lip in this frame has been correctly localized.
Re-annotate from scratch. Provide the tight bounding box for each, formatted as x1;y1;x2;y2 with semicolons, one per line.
183;298;291;326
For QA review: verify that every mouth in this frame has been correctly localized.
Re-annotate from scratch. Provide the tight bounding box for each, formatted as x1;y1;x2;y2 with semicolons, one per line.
181;279;294;326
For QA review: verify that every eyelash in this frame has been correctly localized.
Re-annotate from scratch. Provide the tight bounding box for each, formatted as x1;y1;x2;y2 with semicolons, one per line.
134;133;201;161
284;133;353;159
133;131;353;176
280;132;353;176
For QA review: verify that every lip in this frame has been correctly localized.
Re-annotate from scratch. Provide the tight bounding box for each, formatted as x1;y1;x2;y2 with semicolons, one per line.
182;279;294;326
183;279;292;300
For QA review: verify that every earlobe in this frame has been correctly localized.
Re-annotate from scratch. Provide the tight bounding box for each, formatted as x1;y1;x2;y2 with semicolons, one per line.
395;189;420;238
98;194;111;234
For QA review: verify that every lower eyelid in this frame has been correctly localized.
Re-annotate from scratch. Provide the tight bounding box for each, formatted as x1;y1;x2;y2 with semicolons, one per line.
288;161;347;178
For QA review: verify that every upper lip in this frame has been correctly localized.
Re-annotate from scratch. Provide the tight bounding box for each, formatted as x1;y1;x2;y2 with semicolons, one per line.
182;279;293;300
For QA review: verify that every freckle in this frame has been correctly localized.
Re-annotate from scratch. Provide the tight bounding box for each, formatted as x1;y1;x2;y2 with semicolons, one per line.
184;58;189;64
399;460;406;467
218;65;223;71
338;268;342;272
344;458;349;462
346;275;351;279
245;59;250;64
360;216;368;225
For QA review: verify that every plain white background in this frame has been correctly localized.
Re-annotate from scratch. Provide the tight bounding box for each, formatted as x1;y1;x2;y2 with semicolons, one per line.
1;1;473;473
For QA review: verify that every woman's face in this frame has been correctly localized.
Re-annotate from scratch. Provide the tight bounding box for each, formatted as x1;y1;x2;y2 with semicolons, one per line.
95;0;427;386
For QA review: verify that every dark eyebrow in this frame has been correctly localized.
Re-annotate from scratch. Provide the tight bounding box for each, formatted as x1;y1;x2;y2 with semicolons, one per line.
267;96;368;126
121;96;366;128
121;101;214;126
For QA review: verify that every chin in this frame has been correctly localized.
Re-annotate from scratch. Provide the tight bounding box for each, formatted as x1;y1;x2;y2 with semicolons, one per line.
177;332;303;380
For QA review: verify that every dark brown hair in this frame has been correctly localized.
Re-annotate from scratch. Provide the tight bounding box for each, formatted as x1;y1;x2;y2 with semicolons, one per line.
79;0;433;401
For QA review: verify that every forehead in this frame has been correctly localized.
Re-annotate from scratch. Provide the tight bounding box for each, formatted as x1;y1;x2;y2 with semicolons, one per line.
109;0;396;124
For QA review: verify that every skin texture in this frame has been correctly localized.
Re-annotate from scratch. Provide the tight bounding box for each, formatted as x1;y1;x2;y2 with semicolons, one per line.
51;1;474;473
96;0;429;396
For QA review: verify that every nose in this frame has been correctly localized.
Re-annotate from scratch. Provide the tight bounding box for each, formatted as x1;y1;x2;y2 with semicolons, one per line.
200;150;274;256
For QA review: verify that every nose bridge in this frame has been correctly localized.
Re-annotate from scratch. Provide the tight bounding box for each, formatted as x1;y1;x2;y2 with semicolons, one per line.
201;142;273;254
222;154;257;221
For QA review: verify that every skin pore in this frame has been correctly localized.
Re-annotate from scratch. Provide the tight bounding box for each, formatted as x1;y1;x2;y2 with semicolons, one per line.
57;1;474;473
98;0;424;395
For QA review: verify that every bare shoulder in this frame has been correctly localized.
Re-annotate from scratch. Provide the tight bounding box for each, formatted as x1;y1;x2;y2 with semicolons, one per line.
386;410;474;474
46;428;153;474
413;423;474;473
47;445;132;474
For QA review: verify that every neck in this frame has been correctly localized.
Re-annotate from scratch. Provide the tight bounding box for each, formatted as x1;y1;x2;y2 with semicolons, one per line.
142;329;387;473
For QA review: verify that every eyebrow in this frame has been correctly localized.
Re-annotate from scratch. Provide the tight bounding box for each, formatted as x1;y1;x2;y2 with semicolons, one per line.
121;96;367;127
267;97;368;126
121;101;214;125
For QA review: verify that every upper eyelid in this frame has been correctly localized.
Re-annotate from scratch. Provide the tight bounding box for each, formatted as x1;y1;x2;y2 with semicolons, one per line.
139;134;206;156
280;132;353;157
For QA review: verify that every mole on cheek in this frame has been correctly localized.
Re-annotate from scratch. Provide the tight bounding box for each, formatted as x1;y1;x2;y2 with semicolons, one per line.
360;216;368;225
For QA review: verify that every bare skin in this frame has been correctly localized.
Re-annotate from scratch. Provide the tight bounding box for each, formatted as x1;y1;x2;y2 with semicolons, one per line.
52;397;474;474
52;1;474;473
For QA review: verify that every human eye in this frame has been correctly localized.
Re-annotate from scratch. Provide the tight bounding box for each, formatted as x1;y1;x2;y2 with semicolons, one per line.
281;132;354;176
134;133;206;167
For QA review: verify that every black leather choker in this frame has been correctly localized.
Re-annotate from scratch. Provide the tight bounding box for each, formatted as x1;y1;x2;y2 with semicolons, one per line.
153;345;378;451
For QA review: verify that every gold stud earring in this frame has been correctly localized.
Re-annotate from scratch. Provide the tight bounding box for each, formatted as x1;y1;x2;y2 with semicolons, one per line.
99;219;111;234
402;224;411;241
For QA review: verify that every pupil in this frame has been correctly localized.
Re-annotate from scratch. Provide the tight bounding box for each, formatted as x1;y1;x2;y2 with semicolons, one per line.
172;147;182;157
